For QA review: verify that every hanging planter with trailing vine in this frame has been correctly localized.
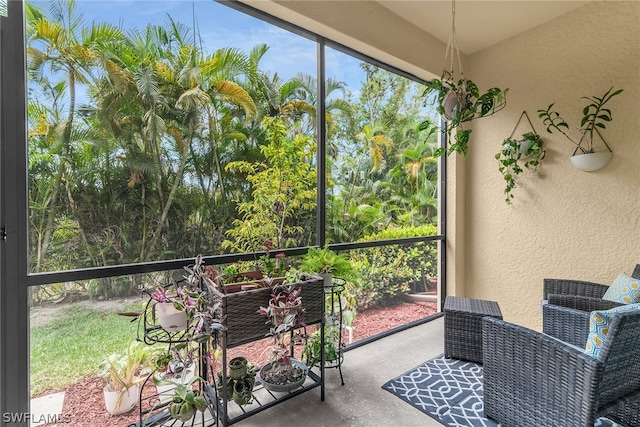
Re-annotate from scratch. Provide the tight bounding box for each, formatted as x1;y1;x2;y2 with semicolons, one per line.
496;131;545;204
419;0;509;157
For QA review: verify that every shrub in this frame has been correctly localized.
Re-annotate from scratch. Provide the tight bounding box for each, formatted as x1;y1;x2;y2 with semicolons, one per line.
350;225;438;308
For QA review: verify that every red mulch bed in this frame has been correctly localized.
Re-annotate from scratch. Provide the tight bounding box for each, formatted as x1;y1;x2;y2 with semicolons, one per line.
37;300;437;427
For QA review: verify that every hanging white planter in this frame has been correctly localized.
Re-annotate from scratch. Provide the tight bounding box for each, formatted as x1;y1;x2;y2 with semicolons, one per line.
570;152;612;172
103;384;139;415
156;302;188;332
442;91;462;120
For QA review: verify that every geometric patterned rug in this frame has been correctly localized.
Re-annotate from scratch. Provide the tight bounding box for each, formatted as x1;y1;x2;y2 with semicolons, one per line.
382;354;620;427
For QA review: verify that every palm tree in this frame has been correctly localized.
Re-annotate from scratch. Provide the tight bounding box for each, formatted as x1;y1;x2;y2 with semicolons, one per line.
26;0;120;271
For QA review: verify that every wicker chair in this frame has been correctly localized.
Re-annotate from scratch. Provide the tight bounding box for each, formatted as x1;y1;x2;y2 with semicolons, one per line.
542;264;640;346
483;312;640;427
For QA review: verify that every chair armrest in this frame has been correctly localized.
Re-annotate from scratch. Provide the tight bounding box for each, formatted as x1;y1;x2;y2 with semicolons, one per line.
483;317;600;426
547;294;623;312
542;303;591;347
543;278;608;300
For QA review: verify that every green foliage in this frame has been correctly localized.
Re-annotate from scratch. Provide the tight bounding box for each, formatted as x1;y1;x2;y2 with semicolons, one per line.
495;132;546;204
97;340;153;392
222;116;317;252
538;87;623;154
350;226;438;308
87;276;139;299
302;322;340;368
298;247;359;283
422;72;508;157
30;304;140;395
25;4;441;285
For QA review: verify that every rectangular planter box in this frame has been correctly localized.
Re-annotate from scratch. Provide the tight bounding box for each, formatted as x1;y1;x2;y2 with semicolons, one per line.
210;274;324;347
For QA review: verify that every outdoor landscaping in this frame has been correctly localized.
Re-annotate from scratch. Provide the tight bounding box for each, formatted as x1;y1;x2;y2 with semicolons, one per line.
25;1;442;425
31;294;436;426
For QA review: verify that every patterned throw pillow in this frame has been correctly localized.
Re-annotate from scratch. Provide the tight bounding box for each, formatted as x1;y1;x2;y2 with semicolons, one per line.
585;303;640;359
602;273;640;304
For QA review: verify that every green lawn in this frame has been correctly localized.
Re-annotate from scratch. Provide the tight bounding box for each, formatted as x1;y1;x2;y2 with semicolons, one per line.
30;303;144;395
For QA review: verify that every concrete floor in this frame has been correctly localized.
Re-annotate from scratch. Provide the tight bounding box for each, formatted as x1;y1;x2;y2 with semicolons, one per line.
234;316;445;427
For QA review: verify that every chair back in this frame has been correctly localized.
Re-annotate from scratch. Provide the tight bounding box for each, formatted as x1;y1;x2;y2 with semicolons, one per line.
633;264;640;280
596;310;640;408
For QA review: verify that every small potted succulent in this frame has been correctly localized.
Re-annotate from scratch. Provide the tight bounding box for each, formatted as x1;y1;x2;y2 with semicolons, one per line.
153;349;173;373
495;132;546;203
538;86;623;171
257;282;308;392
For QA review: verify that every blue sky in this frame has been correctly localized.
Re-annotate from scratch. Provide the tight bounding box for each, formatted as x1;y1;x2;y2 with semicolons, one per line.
32;0;367;90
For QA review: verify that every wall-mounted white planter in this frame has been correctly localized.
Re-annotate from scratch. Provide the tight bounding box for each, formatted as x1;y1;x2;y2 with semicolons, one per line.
570;152;612;172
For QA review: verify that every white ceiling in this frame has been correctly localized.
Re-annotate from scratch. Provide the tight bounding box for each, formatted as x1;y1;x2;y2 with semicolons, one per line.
376;1;588;54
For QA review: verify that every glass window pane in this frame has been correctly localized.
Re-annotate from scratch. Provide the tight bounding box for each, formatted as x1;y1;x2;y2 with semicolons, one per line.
27;0;317;273
325;47;439;244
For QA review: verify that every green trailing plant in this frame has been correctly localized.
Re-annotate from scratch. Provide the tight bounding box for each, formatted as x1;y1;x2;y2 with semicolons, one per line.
302;318;341;368
496;132;546;203
537;87;623;154
421;71;509;157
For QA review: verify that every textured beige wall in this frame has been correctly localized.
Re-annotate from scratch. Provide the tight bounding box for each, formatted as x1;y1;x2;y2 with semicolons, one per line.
240;1;640;330
464;1;640;329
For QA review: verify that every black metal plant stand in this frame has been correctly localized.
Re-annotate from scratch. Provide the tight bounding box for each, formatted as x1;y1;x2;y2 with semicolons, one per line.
323;277;346;385
128;283;217;427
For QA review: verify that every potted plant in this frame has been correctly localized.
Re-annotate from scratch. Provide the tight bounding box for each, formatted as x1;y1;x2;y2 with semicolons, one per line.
421;70;509;157
147;255;224;338
298;247;359;287
301;316;341;368
153;346;197;404
537;86;623;171
257;282;308;392
214;357;256;406
231;365;256;406
98;340;152;415
153;375;208;422
495;132;546;203
153;349;173;373
228;356;248;380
